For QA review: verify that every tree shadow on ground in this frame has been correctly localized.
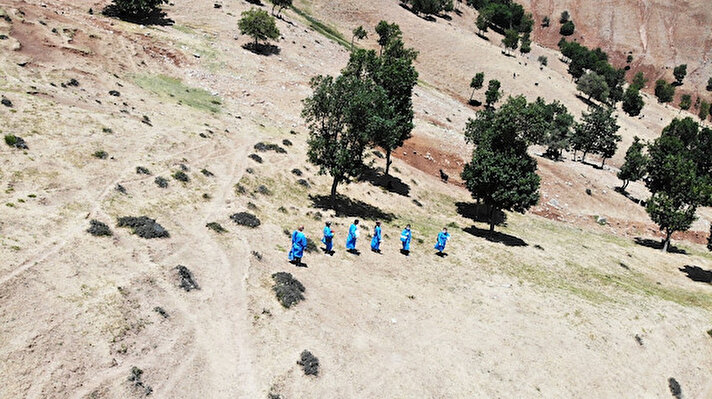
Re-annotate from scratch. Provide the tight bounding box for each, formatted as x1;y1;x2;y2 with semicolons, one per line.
614;187;646;207
575;94;597;108
476;32;489;41
360;166;410;197
463;225;528;247
634;237;687;254
309;194;395;222
242;43;281;56
102;6;174;26
501;51;515;58
679;265;712;283
579;159;603;169
455;202;506;225
468;99;482;107
245;0;264;5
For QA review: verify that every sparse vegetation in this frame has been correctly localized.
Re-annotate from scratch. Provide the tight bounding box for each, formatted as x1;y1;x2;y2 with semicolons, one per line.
537;55;547;67
297;350;319;376
117;216;169;238
200;168;214;177
248;153;263;163
271;272;305;308
172;170;189;182
133;75;221;113
238;8;280;48
4;134;28;149
679;94;692;110
254;142;287;153
631;72;647;90
128;366;153;396
87;220;112;237
154;176;168;188
92;150;108;159
176;265;199;291
136;166;151;175
206;222;227;233
230;212;261;228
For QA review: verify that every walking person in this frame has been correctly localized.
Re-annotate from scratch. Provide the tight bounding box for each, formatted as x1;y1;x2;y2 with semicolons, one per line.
400;224;412;256
346;219;360;254
370;221;382;253
434;227;451;256
322;221;335;255
288;225;308;266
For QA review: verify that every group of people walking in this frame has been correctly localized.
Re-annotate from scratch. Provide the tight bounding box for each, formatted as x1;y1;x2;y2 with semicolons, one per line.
288;219;451;266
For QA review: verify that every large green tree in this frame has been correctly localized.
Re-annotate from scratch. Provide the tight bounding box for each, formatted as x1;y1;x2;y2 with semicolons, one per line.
617;136;647;191
344;22;418;176
622;86;644;116
485;79;501;108
105;0;168;21
577;71;609;103
405;0;453;16
238;8;280;47
572;106;620;165
654;79;675;103
502;29;519;54
645;118;712;251
673;64;687;85
269;0;292;15
461;96;540;231
302;75;391;203
469;72;485;102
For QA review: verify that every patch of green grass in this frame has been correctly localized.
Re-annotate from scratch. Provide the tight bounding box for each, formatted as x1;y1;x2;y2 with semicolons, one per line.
173;24;197;35
132;74;221;113
290;6;350;48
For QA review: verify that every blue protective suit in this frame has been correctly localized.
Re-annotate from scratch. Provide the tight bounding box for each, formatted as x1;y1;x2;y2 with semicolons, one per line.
400;228;412;251
322;226;334;252
288;230;307;261
346;224;358;250
434;231;451;252
370;226;382;251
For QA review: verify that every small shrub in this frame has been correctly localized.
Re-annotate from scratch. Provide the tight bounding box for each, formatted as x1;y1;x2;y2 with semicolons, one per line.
247;202;258;210
1;98;12;107
246;168;255;174
278;206;287;213
271;272;305;308
93;150;108;159
4;134;28;149
297;350;319;376
235;184;246;194
291;168;303;176
282;139;292;146
412;199;423;207
200;168;214;177
202;193;211;200
87;219;112;236
179;163;189;171
136;166;151;175
117;216;169;238
254;142;287;153
176;265;199;291
257;185;272;195
297;179;310;188
248;153;263;163
206;222;227;233
108;90;120;97
155;176;168;188
172;170;189;182
127;366;152;396
102;127;113;133
67;78;80;87
251;250;263;261
230;212;261;227
153;306;169;318
115;184;127;194
668;378;682;399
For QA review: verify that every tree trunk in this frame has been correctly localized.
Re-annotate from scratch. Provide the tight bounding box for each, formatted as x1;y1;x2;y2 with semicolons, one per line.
385;148;392;176
271;4;276;14
662;230;672;252
621;180;629;191
351;35;355;50
488;205;496;232
469;88;475;102
330;176;339;209
601;157;606;168
581;151;587;162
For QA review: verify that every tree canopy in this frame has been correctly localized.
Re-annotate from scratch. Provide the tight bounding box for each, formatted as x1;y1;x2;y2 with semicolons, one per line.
622;86;644;116
269;0;292;15
617;136;648;191
469;72;485;102
571;106;621;165
485;79;501;108
559;20;575;36
105;0;168;22
559;39;625;103
654;79;675;103
238;8;280;47
467;0;533;34
680;94;692;110
673;64;687;85
405;0;453;16
577;72;609;103
502;29;519;53
461;96;541;231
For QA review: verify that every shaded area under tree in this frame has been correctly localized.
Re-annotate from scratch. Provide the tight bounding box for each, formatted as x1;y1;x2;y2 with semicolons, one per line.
678;265;712;284
309;194;395;222
634;237;687;254
359;166;410;197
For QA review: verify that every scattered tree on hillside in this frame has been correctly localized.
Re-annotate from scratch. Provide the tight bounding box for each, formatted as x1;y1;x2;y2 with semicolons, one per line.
469;72;485;102
475;11;490;36
462;96;540;231
631;72;647;90
536;100;575;160
622;86;644;116
375;21;401;54
344;22;418;176
560;20;575;36
104;0;168;22
700;100;710;121
502;29;519;54
572;106;621;165
707;77;712;92
302;75;391;204
404;0;453;16
559;10;570;23
645;118;712;251
673;64;687;85
484;79;501;108
680;94;692;111
558;39;625;103
468;0;532;34
541;16;550;27
537;55;548;67
238;8;280;49
654;79;675;104
577;72;609;103
617;136;648;191
270;0;292;16
626;54;633;64
351;25;367;49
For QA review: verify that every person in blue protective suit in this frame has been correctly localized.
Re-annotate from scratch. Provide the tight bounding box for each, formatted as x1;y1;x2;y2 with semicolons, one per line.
288;225;308;266
434;227;451;256
346;219;360;254
370;221;382;253
321;221;335;255
400;224;412;256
